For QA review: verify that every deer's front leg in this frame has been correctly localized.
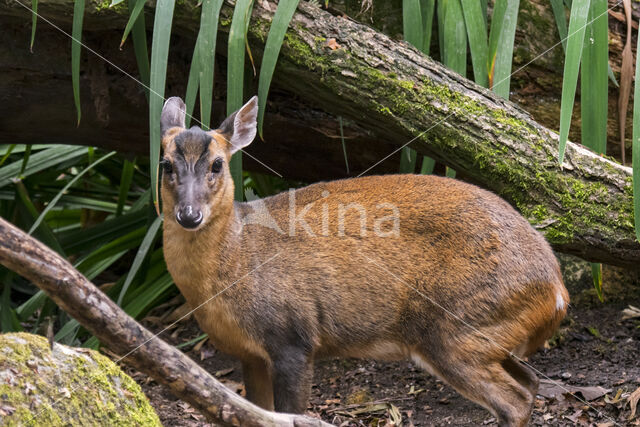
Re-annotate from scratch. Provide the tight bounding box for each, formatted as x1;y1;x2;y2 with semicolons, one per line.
270;346;314;413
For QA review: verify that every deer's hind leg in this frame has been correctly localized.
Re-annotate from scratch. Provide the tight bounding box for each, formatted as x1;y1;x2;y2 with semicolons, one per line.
502;356;539;399
412;350;534;427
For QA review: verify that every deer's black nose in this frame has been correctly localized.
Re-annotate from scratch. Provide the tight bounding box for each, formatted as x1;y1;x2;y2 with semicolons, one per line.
176;205;203;229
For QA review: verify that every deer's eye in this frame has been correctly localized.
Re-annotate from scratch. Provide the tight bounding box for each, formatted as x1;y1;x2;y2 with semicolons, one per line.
211;158;223;174
161;159;173;174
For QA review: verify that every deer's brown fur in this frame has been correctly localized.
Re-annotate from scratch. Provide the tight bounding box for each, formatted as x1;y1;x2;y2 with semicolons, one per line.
160;96;568;426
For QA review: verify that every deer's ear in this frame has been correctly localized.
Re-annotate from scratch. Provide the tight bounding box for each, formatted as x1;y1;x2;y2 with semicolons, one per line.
160;97;186;137
218;96;258;155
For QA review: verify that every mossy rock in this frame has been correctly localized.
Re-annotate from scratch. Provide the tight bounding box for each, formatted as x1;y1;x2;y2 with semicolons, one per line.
0;333;160;426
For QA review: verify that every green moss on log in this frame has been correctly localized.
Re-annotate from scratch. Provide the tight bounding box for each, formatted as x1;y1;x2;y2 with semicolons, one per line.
0;333;160;427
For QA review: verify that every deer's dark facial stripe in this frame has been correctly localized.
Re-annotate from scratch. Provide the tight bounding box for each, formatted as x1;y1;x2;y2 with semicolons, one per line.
168;129;215;230
174;128;212;161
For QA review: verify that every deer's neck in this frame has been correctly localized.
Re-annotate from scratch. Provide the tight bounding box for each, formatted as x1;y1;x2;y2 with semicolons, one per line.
163;200;243;301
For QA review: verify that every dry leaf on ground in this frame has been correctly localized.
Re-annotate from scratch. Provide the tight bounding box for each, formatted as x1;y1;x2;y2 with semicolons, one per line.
621;305;640;320
538;379;611;401
629;386;640;420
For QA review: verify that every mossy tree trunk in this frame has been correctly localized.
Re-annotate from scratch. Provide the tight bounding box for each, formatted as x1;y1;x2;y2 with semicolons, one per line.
0;0;639;267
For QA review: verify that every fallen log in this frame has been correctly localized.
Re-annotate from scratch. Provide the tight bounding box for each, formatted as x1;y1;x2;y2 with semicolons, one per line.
0;0;639;267
0;217;330;427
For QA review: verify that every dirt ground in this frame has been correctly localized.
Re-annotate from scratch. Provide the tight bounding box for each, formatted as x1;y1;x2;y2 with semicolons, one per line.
119;258;640;426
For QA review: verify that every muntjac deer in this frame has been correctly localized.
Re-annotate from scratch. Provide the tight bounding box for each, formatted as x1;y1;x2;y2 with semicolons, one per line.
160;95;568;426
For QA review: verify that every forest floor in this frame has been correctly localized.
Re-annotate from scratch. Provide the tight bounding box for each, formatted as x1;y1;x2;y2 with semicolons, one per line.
120;259;640;426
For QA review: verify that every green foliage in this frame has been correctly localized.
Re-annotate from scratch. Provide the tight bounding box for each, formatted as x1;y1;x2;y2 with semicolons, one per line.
117;215;163;305
227;0;255;201
550;0;568;51
557;0;589;164
461;0;488;87
401;0;431;173
419;0;435;54
121;0;145;48
580;0;607;156
28;151;117;234
633;15;640;242
399;147;418;173
30;0;37;51
580;0;607;296
403;0;424;50
441;0;466;76
116;158;136;216
71;0;85;126
0;145;86;188
258;0;301;138
339;116;350;174
487;0;519;98
149;0;176;212
0;145;174;347
197;0;224;128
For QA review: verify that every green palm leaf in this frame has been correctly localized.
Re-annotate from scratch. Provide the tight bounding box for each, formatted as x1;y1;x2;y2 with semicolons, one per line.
117;215;162;305
227;0;255;201
257;0;300;138
121;0;146;47
72;0;85;126
632;13;640;241
116;158;136;216
488;0;519;98
419;0;435;54
558;0;590;164
184;41;201;128
197;0;224;129
461;0;488;87
149;0;176;212
28;151;116;234
0;145;86;188
30;0;38;51
580;0;608;300
403;0;424;50
442;0;466;77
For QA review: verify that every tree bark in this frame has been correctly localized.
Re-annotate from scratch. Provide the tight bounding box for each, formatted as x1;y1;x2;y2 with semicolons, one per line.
0;217;330;427
0;0;639;268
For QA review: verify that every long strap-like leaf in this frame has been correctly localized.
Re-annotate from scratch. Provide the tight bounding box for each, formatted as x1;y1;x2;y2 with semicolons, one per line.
401;0;425;174
419;0;435;54
461;0;488;87
30;0;38;51
632;16;640;241
149;0;175;212
184;39;201;128
558;0;590;164
442;0;467;77
227;0;255;201
581;0;608;156
403;0;424;50
121;0;145;48
198;0;224;129
116;158;136;216
487;0;519;98
72;0;85;126
117;215;163;306
125;0;150;99
257;0;300;138
580;0;608;301
551;0;569;51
